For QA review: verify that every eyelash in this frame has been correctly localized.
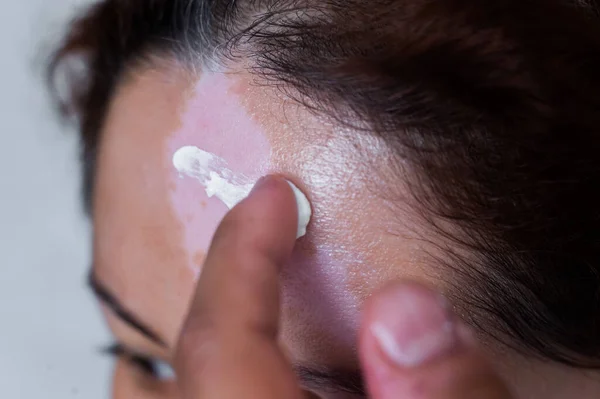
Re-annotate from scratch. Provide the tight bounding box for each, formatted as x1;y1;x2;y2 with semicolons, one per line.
102;343;175;382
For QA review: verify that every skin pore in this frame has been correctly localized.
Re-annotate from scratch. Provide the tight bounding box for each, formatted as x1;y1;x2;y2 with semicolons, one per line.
92;60;600;399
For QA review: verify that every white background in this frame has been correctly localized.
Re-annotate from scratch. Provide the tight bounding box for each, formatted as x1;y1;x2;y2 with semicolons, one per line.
0;0;111;398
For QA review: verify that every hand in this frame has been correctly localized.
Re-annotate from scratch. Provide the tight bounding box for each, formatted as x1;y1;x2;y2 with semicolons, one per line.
174;175;514;399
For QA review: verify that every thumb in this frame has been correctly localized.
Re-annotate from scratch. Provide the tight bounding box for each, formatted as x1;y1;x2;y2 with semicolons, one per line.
359;282;514;399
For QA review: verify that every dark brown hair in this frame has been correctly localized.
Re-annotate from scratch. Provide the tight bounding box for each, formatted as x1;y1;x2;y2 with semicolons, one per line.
49;0;600;367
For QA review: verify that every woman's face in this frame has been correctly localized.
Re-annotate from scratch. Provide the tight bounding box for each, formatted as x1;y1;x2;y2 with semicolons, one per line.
92;62;443;398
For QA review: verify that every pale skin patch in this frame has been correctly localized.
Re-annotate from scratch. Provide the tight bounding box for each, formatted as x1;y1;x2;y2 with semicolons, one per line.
166;71;273;278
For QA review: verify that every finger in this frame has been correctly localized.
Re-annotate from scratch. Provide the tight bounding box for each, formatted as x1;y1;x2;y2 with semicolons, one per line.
359;282;514;399
175;175;303;399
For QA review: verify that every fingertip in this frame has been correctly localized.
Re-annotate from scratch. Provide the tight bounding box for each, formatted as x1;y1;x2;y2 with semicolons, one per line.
212;174;299;265
361;282;456;368
359;282;513;399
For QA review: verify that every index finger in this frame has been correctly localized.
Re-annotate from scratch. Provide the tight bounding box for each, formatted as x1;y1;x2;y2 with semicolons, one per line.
174;175;304;399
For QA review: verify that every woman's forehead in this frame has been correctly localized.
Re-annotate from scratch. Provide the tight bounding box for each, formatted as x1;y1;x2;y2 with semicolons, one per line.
93;63;433;360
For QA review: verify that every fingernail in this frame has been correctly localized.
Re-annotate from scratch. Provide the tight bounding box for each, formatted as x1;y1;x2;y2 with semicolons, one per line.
370;284;457;367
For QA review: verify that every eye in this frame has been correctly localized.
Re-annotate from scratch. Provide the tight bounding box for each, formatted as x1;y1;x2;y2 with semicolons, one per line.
128;352;176;381
103;343;175;382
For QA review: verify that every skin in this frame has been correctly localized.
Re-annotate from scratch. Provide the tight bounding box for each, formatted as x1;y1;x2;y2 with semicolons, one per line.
93;61;600;398
173;175;512;399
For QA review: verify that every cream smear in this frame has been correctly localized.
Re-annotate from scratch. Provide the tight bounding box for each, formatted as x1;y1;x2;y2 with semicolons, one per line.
173;145;254;208
173;145;311;238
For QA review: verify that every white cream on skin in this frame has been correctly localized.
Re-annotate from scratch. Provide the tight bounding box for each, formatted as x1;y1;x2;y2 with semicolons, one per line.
173;145;254;208
173;145;311;238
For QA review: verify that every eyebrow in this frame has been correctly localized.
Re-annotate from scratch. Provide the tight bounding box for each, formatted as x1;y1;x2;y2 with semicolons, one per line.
88;270;166;347
88;271;365;395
